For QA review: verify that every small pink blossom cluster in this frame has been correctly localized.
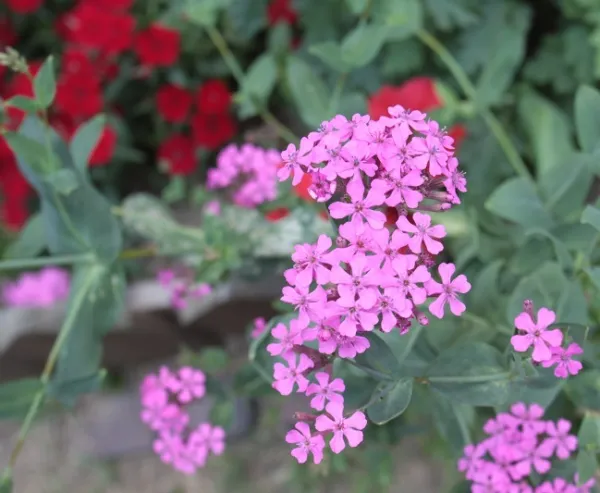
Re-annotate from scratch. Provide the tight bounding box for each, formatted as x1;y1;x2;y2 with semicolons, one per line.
2;267;70;307
458;402;594;492
157;269;212;310
273;108;470;463
510;302;583;379
250;317;268;339
140;366;225;474
207;143;281;207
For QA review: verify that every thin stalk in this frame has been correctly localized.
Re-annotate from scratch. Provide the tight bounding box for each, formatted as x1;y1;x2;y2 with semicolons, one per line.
428;371;513;384
416;30;533;183
0;253;91;271
204;24;299;144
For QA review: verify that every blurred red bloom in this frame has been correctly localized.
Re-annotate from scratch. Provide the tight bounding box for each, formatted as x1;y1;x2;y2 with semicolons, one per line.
0;137;31;231
158;134;197;175
265;207;290;222
368;77;467;149
79;0;134;10
65;4;135;55
195;80;231;115
6;0;43;14
87;126;117;167
134;24;180;68
267;0;297;25
292;172;312;201
55;71;103;119
0;17;17;48
156;84;193;123
61;47;96;77
50;112;77;141
191;113;236;151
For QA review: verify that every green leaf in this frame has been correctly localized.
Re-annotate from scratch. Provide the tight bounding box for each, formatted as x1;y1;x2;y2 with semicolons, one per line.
354;332;402;380
4;132;50;175
210;398;235;428
33;56;56;109
556;281;588;325
427;342;511;406
337;91;367;117
485;177;554;229
345;0;369;14
197;347;229;372
587;267;600;291
309;42;350;73
45;169;79;196
366;378;413;424
184;0;230;27
565;370;600;411
15;117;122;261
431;392;474;453
578;414;600;451
577;449;598;484
236;53;278;118
340;23;389;68
225;0;267;41
3;213;45;259
267;22;292;56
468;260;504;315
161;176;186;203
0;378;43;419
505;367;564;409
423;0;477;31
517;89;574;176
69;114;106;171
285;55;330;127
52;263;126;399
575;85;600;153
582;205;600;232
0;473;12;493
48;370;106;408
524;229;573;272
372;0;423;39
5;95;38;113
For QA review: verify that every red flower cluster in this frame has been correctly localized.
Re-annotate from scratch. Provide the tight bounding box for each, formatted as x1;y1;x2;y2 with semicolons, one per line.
156;79;237;176
267;0;298;26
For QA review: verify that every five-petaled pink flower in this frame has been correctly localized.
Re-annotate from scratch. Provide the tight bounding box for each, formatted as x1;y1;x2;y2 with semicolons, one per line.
511;308;563;362
176;367;206;403
291;234;334;286
305;372;345;411
396;212;446;254
273;353;314;396
538;419;577;460
285;421;326;464
426;263;471;318
315;401;367;454
541;343;583;378
267;319;302;357
328;180;386;229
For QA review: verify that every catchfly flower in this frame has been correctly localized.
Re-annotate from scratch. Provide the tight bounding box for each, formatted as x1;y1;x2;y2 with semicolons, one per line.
273;106;469;463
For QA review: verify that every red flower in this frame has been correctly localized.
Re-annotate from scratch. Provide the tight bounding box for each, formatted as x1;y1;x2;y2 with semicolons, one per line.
89;126;117;166
368;77;467;149
0;138;31;231
158;134;197;175
292;172;312;201
79;0;134;10
66;4;135;55
156;84;193;123
55;71;103;118
191;113;236;151
265;207;290;222
61;47;96;77
0;17;17;48
267;0;297;25
6;0;43;14
134;24;180;68
50;112;77;141
195;79;231;115
448;124;467;150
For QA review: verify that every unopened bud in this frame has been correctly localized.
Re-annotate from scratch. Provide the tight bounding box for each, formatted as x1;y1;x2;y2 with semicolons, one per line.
294;412;317;422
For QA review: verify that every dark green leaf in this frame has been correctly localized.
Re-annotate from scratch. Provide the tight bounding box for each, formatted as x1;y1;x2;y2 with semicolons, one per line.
485;177;554;229
3;213;45;259
337;91;367;117
565;370;600;411
423;0;477;31
236;53;278;118
69;114;106;171
48;370;106;408
161;176;186;203
578;414;600;451
427;342;511;406
340;23;389;68
33;56;56;108
184;0;228;27
575;85;600;153
6;95;38;113
431;392;474;453
354;332;402;380
210;398;235;428
197;347;229;373
225;0;267;41
267;22;292;56
468;260;503;315
367;378;413;424
577;449;598;484
342;376;377;409
309;42;350;73
505;367;564;409
45;169;79;196
372;0;423;39
0;378;42;419
4;132;49;175
557;281;588;325
582;205;600;232
524;229;573;272
232;362;273;397
286;55;330;127
345;0;368;14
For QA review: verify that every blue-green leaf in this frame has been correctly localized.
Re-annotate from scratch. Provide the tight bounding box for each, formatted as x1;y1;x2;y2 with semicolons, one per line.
574;85;600;153
340;23;389;68
366;378;413;424
3;213;45;259
236;53;278;118
5;95;38;113
285;55;330;127
582;205;600;232
309;42;350;73
354;332;402;380
33;56;56;109
0;378;43;419
69;114;106;171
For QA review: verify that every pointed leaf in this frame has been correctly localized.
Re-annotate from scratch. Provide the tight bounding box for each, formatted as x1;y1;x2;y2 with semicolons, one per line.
367;378;413;424
69;114;106;171
33;56;56;108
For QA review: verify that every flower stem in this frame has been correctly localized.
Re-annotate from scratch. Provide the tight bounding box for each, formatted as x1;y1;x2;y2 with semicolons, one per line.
0;253;91;271
416;30;534;183
427;371;513;384
204;24;299;145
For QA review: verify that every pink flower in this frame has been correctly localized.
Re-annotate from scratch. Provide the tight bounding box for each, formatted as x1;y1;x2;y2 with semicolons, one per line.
373;169;424;208
278;138;313;185
251;317;267;339
285;421;326;464
336;139;377;184
329;254;381;306
305;372;345;411
266;319;302;357
2;267;70;307
291;234;334;286
511;308;563;362
370;227;410;271
273;353;314;395
373;288;412;332
426;263;471;318
409;135;448;175
335;294;379;337
315;401;367;453
153;432;186;466
388;254;430;307
189;423;226;456
157;269;175;286
334;215;377;262
538;419;577;460
328;180;386;229
541;343;583;378
280;285;327;327
320;332;370;359
176;367;206;403
396;212;446;254
140;388;169;430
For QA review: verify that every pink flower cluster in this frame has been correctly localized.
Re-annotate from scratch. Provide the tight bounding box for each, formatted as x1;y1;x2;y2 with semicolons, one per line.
207;143;281;207
458;402;594;492
157;268;212;310
251;317;268;339
273;108;470;463
2;267;70;307
140;366;225;474
510;302;583;379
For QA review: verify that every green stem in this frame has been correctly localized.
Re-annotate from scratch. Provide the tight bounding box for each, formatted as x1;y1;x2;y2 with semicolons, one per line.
8;266;100;468
204;24;299;144
416;30;533;183
428;371;513;384
0;253;91;271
